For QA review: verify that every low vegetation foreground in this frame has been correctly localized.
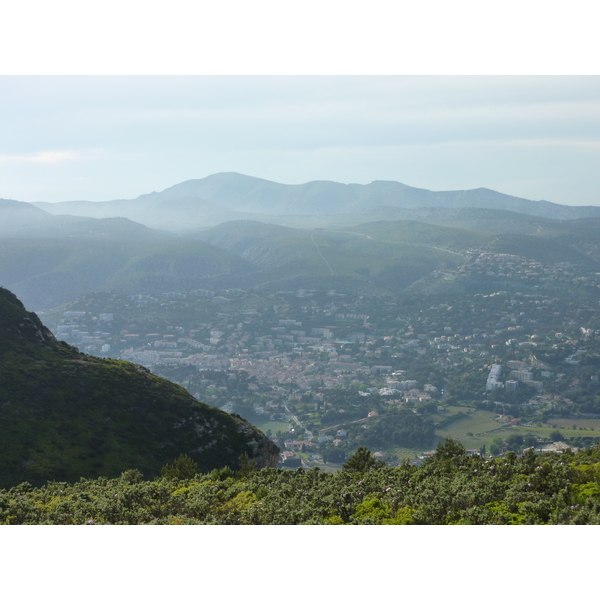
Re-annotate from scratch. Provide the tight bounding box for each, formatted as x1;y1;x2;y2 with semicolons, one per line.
2;441;600;525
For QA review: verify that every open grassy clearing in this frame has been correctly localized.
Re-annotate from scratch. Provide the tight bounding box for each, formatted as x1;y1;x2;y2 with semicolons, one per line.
436;409;501;438
246;418;289;436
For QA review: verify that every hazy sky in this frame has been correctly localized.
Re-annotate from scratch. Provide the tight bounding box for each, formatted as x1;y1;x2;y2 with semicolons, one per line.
2;75;600;206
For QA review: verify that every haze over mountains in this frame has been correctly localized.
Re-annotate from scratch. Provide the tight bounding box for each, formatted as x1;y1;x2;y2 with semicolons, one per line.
1;172;600;310
32;172;600;233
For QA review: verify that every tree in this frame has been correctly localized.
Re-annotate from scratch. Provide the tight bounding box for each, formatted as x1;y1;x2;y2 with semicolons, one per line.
238;452;258;477
160;454;198;480
323;445;346;464
506;434;524;452
490;436;505;456
357;409;435;449
342;446;378;473
435;437;466;461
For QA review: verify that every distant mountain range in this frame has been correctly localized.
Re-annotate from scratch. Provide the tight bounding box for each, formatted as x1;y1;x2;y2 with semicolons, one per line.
2;173;600;309
32;172;600;233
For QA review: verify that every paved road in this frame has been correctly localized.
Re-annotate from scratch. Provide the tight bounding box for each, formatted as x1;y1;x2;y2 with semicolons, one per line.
283;403;312;438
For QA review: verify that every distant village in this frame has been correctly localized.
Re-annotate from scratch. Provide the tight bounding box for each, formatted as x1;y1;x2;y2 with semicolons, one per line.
45;250;600;468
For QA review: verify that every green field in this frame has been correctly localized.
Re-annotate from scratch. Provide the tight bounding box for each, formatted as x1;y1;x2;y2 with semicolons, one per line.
246;418;289;436
547;418;600;431
511;425;600;439
430;405;467;423
435;409;502;439
433;408;600;450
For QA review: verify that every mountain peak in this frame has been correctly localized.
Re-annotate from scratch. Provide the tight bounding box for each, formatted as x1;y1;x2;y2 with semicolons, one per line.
0;287;57;349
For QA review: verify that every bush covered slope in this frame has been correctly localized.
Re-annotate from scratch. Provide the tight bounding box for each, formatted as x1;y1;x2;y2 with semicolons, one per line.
2;440;600;524
0;287;279;488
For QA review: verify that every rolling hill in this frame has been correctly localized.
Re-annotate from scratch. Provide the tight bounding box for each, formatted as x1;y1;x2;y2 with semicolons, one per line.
3;206;600;310
0;220;257;310
194;220;471;293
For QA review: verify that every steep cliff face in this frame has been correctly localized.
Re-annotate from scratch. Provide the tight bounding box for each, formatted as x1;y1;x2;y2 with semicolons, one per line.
0;287;279;488
233;418;281;469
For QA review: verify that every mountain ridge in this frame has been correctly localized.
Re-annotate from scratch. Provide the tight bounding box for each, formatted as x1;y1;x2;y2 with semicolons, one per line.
31;172;600;232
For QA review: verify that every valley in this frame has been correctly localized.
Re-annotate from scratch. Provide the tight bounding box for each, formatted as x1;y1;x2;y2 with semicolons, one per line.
2;173;600;477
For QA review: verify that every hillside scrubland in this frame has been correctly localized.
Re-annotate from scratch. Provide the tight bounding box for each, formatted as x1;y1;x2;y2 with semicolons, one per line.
2;440;599;524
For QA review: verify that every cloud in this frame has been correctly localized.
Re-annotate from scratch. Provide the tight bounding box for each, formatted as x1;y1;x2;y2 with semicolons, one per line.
0;150;82;164
406;138;600;151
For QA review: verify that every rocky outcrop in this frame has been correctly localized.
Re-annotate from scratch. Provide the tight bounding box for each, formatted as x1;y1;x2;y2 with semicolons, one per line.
233;417;281;469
